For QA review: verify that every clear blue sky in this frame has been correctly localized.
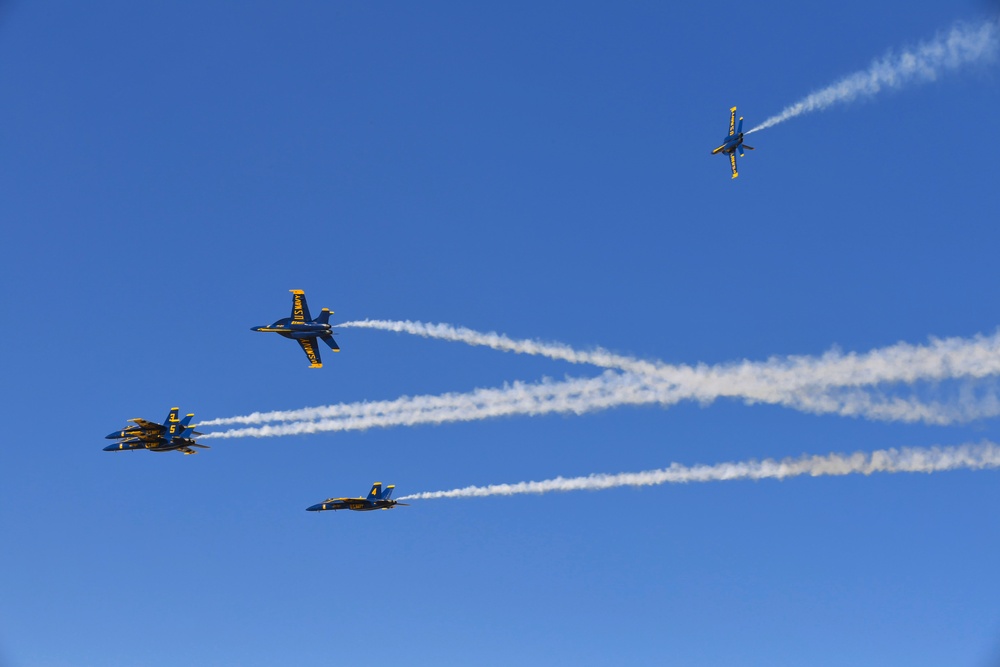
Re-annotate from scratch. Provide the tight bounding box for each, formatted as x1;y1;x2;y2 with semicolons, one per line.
3;2;1000;665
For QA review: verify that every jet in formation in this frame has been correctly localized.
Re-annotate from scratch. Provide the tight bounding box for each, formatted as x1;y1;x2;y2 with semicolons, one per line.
306;482;408;512
711;106;754;179
252;289;340;368
104;407;209;455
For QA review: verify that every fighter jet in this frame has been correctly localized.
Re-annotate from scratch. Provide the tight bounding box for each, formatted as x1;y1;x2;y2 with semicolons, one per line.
252;289;340;368
711;106;754;179
104;407;209;455
306;482;408;512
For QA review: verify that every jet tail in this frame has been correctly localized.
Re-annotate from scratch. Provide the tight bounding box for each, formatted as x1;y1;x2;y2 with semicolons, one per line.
383;485;395;501
320;334;340;352
367;483;383;500
737;116;744;134
316;308;332;325
164;407;180;428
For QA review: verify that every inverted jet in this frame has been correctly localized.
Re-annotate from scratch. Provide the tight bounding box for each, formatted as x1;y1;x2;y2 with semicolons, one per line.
306;482;408;512
711;106;754;179
252;289;340;368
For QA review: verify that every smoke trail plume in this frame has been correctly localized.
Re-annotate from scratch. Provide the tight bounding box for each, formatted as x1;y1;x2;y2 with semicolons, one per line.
747;19;999;134
202;372;673;438
202;368;1000;440
336;319;660;375
400;441;1000;500
338;319;1000;395
201;321;1000;435
201;373;631;427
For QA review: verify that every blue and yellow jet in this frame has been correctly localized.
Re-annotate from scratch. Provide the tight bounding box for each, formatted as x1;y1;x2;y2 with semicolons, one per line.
306;482;408;512
252;289;340;368
104;407;209;455
711;106;754;179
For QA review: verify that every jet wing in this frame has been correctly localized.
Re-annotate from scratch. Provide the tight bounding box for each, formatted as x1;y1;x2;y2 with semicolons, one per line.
297;337;323;368
130;418;165;431
728;106;737;136
729;153;738;179
290;289;312;323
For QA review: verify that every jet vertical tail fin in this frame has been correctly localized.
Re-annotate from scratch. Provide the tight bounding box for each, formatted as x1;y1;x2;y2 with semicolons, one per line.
737;116;744;134
320;335;340;352
165;407;181;439
367;483;383;500
383;485;395;501
316;308;332;325
177;413;199;438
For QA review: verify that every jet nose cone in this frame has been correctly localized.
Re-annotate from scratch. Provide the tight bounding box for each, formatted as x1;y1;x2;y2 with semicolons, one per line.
103;443;120;451
251;326;262;332
306;503;324;512
105;431;122;439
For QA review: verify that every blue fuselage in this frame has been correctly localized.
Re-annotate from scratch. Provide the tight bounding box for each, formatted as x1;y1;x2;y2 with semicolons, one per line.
719;132;745;155
105;426;158;440
103;437;193;453
252;317;333;340
306;499;396;511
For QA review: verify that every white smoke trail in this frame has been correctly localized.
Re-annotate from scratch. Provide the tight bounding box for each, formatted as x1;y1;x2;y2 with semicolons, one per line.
202;372;670;438
201;321;1000;434
747;19;999;134
337;319;1000;396
202;368;1000;439
400;441;1000;500
201;373;627;427
336;319;662;376
759;386;1000;425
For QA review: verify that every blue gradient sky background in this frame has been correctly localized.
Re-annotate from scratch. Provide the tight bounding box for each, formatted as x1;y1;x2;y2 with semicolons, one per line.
2;2;1000;665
